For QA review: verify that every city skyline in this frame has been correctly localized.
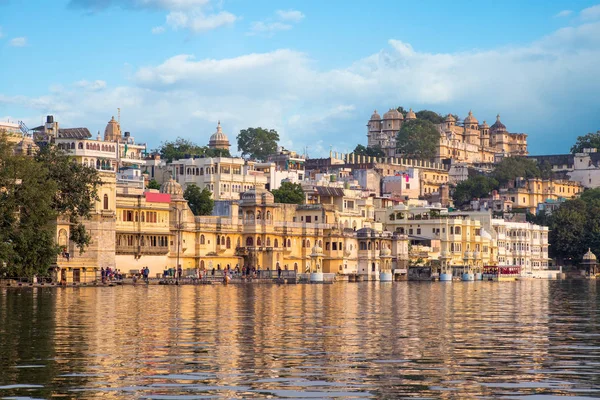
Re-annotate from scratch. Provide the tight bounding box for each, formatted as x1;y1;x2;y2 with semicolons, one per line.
1;0;600;156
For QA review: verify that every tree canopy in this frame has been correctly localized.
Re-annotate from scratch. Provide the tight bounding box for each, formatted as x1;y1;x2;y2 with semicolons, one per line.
155;137;231;162
237;127;279;161
452;175;499;208
353;144;385;158
271;182;305;204
0;139;101;277
490;157;550;186
395;119;440;161
415;110;445;124
147;179;161;190
183;184;214;216
570;131;600;154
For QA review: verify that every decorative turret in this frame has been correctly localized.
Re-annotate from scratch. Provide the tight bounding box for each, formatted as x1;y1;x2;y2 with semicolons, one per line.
208;121;231;151
104;116;122;142
160;178;184;199
490;114;507;132
405;108;416;120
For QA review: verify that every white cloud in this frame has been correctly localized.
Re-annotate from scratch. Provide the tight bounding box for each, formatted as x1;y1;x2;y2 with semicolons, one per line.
276;10;304;22
555;10;572;18
75;80;107;91
151;26;166;34
248;21;292;35
9;37;27;47
5;19;600;156
249;9;304;36
166;10;237;32
581;4;600;20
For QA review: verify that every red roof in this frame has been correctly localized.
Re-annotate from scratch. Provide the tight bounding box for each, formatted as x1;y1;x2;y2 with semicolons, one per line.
144;192;171;203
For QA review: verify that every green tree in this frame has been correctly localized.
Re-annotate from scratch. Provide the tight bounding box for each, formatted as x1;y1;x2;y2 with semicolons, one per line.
155;138;231;162
396;106;407;117
570;131;600;154
184;184;214;216
237;127;279;161
395;119;440;160
452;175;499;208
415;110;444;124
35;144;101;254
147;179;161;190
490;157;542;187
353;144;385;158
272;182;305;204
548;199;589;264
0;140;101;277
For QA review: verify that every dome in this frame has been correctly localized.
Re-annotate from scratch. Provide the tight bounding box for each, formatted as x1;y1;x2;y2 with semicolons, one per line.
104;116;121;142
370;110;381;120
380;247;392;256
463;110;478;125
311;243;324;256
445;114;456;123
479;120;489;129
405;108;416;120
463;251;472;259
383;108;403;120
490;114;507;132
583;248;597;261
208;121;231;150
160;178;184;198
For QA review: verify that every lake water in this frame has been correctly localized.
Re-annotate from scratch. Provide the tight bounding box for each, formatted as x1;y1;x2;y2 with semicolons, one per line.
1;280;600;399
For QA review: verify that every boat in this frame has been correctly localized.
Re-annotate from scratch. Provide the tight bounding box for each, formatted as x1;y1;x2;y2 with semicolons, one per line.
482;265;521;281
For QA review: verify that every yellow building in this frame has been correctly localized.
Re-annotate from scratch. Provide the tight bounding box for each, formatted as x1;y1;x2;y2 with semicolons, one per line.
499;178;582;213
384;204;496;276
366;109;528;165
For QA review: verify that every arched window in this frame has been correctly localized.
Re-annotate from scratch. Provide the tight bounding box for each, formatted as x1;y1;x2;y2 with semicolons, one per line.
455;227;461;235
217;236;221;245
221;236;225;246
450;226;454;235
368;242;372;250
103;194;109;210
266;211;271;220
86;143;90;150
257;237;262;246
96;159;101;169
274;239;278;248
78;142;83;149
306;240;310;248
200;235;205;244
200;260;205;269
287;239;291;247
257;211;262;220
226;237;231;249
266;237;271;247
246;237;253;246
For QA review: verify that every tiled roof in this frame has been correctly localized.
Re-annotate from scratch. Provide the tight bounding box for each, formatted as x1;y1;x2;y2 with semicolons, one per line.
58;128;91;139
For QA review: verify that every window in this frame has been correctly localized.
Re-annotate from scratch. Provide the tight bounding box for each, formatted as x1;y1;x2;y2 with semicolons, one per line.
226;237;231;249
246;237;253;246
103;194;109;210
332;242;337;251
200;235;205;244
274;239;278;248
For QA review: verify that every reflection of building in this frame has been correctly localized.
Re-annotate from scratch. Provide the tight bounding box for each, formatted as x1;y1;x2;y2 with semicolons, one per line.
367;109;528;164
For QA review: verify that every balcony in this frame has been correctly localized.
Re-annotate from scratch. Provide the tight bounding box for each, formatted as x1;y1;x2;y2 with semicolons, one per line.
116;245;169;255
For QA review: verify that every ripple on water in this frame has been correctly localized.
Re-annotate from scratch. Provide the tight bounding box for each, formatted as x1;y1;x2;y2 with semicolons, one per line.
1;281;600;398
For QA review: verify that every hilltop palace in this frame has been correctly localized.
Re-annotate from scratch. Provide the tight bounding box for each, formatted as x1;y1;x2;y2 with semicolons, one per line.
367;109;529;163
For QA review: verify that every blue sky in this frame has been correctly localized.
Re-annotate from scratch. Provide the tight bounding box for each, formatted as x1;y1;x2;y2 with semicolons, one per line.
1;0;600;156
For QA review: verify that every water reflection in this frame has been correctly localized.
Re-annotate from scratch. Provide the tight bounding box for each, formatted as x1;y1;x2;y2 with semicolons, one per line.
1;281;600;398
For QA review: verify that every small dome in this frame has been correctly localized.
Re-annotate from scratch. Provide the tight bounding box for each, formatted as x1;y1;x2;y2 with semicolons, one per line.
405;108;416;120
383;108;403;120
208;121;230;150
160;178;184;198
491;114;507;131
370;110;381;120
583;248;597;261
104;116;121;142
445;114;456;123
473;251;481;259
479;120;489;129
380;247;392;256
311;244;324;256
463;251;472;259
464;110;478;125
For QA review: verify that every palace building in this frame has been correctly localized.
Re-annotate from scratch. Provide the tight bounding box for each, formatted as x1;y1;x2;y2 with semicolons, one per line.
367;109;528;164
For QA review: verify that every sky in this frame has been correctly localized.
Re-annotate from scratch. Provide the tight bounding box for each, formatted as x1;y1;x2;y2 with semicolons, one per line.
1;0;600;157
